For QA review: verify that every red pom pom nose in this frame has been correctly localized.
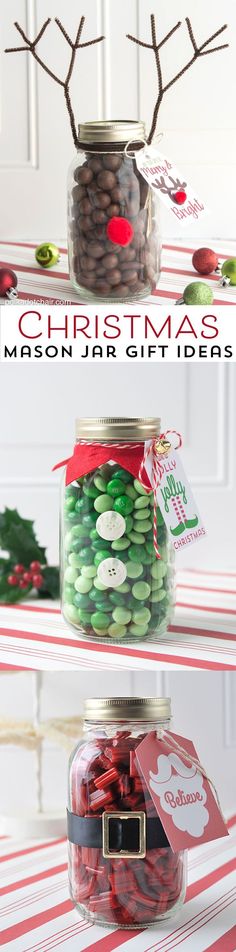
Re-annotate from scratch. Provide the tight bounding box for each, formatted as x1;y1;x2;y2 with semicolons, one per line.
192;247;219;275
173;190;187;205
106;216;134;247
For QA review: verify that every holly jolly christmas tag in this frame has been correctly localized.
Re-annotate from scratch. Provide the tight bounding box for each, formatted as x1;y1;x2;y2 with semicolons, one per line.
144;440;206;550
135;146;209;227
135;730;228;851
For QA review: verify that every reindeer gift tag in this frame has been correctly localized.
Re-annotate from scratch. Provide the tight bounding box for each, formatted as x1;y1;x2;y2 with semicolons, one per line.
135;730;228;850
143;440;206;551
135;146;209;228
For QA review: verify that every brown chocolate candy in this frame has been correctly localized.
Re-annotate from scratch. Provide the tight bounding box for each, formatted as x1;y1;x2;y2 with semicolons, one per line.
88;157;103;173
72;184;86;202
103;154;122;171
106;268;122;286
89;242;105;259
92;209;108;224
76;166;94;185
93;192;111;210
97;170;117;191
102;254;119;270
80;217;94;233
94;279;111;294
80;255;97;272
79;197;93;215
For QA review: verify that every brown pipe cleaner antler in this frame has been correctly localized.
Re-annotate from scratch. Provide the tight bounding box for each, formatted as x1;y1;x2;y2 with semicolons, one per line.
5;17;105;148
127;14;229;144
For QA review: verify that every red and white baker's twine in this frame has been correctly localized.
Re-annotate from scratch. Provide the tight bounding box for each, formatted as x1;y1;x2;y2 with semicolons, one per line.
138;430;182;558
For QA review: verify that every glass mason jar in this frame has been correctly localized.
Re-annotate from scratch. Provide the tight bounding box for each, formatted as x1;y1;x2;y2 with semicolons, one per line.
61;418;174;642
68;697;187;928
67;120;161;302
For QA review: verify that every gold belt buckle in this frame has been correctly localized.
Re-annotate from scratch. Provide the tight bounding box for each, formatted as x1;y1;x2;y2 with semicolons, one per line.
102;811;146;859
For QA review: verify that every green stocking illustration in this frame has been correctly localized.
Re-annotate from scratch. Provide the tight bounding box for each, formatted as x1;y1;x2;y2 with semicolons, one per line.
170;495;198;536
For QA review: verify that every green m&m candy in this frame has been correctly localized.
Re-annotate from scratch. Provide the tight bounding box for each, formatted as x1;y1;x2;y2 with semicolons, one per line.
114;495;134;516
62;454;172;641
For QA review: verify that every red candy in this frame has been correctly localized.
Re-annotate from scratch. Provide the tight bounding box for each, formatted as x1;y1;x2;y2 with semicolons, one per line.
69;728;185;926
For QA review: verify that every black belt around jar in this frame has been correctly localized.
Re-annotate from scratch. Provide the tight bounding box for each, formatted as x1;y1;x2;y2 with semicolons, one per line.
67;809;170;859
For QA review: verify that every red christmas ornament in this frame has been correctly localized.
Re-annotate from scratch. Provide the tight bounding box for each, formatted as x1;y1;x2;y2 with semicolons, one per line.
0;268;18;299
106;216;134;247
173;190;187;205
192;247;219;275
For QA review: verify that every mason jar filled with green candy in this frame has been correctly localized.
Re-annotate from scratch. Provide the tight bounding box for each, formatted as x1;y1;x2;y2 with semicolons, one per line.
60;418;174;642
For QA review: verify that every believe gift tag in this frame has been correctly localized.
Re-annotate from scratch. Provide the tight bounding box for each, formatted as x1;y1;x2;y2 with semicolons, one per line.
143;441;206;551
135;146;209;228
135;730;228;851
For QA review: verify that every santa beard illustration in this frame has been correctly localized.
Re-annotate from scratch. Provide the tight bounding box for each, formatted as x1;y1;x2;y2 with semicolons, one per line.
149;752;209;838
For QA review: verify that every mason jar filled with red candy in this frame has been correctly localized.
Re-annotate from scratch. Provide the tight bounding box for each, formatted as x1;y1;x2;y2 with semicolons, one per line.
67;697;187;928
67;120;161;301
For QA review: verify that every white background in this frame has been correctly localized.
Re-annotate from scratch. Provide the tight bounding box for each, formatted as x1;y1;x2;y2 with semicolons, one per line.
0;669;235;819
0;362;235;570
0;0;235;238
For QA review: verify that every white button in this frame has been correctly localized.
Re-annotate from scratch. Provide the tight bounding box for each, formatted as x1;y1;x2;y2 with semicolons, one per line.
97;558;127;588
96;510;126;541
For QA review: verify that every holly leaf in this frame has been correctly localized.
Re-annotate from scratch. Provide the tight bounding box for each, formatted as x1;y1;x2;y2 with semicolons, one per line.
0;575;31;604
38;566;60;600
0;509;46;566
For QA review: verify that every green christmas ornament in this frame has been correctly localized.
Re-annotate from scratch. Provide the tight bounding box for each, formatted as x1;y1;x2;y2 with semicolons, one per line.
221;259;236;287
183;282;214;305
35;243;60;268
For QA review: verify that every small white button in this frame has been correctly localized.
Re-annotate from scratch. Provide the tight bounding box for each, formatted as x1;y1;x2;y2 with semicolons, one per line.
97;557;127;588
96;510;126;541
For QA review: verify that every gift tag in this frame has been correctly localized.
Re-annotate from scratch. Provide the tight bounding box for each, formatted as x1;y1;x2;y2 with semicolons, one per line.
135;730;228;851
135;146;209;228
144;441;206;550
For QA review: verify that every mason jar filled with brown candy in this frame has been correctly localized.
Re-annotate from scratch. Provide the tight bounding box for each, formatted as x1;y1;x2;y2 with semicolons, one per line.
67;121;161;301
67;696;187;928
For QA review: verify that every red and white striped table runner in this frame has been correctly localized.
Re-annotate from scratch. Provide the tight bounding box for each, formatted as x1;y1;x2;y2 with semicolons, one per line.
0;239;236;305
0;817;235;950
0;570;236;672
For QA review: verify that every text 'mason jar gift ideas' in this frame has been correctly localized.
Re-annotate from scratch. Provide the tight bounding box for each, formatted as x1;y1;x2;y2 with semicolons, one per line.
67;121;161;302
67;696;228;929
59;418;173;642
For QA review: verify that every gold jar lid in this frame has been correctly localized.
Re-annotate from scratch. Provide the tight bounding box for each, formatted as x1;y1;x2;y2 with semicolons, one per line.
76;417;161;441
84;697;171;722
78;120;145;145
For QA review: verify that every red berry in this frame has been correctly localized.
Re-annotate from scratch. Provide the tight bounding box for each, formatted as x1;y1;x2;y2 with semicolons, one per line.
173;190;187;205
19;579;29;589
106;217;134;247
13;564;25;575
7;575;18;586
23;572;33;584
30;561;41;572
32;573;43;589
